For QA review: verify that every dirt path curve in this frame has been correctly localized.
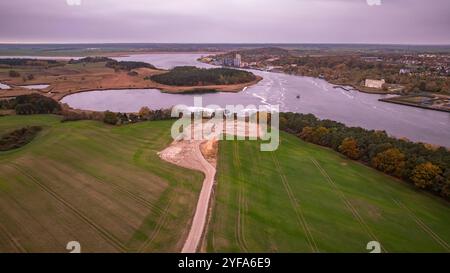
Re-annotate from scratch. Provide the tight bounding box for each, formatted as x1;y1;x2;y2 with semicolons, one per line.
181;142;216;253
158;121;263;253
158;138;217;253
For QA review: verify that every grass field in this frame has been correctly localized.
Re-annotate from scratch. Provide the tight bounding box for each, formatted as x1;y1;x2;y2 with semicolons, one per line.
1;115;450;253
207;132;450;253
0;115;203;253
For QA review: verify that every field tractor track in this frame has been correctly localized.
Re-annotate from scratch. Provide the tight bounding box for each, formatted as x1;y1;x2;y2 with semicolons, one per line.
211;146;227;252
138;195;176;253
0;223;27;253
393;199;449;251
233;142;250;252
311;158;388;253
272;153;319;253
233;142;250;253
87;172;164;215
8;163;127;252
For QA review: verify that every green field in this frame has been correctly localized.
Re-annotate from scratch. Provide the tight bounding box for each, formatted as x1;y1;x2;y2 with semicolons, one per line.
0;115;203;253
1;115;449;253
207;132;450;253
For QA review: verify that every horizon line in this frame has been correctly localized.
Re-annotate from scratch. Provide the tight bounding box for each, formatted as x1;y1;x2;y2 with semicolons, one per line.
1;42;450;46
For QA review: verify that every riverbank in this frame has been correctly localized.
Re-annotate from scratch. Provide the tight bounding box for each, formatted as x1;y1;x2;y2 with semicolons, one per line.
380;94;450;113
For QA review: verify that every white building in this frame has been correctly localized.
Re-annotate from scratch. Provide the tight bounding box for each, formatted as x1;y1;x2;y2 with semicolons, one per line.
233;54;242;67
365;79;385;89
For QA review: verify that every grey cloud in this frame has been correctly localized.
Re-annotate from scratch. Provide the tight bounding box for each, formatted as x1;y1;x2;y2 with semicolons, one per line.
0;0;449;44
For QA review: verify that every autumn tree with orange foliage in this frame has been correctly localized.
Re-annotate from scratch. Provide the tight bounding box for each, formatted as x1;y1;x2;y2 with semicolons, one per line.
410;162;442;189
371;148;405;177
299;126;330;145
338;137;360;159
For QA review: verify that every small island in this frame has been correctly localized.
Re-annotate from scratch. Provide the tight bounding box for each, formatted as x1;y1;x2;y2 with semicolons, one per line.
150;66;261;93
0;57;262;102
151;66;257;86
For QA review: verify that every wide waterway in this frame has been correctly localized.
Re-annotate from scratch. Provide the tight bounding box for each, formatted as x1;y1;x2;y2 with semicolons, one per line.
59;53;450;147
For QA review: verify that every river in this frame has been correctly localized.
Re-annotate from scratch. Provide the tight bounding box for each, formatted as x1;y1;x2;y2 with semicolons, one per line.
60;53;450;147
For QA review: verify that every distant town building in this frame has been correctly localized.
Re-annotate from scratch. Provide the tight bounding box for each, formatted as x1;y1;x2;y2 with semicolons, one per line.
222;57;234;66
365;79;385;89
399;68;411;74
233;54;242;67
222;54;242;67
361;56;383;62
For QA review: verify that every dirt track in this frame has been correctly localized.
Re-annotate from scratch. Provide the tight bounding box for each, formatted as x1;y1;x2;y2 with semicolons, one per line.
158;121;263;253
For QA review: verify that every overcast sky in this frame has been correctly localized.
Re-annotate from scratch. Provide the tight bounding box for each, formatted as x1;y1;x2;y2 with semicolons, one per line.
0;0;449;44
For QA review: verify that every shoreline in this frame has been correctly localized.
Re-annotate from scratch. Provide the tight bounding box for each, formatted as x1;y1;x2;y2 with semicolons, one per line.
379;97;450;113
0;51;225;59
55;75;262;101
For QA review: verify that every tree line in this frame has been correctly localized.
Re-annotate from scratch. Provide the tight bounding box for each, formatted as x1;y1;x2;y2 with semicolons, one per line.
279;112;450;199
105;60;156;71
61;106;173;125
0;58;60;67
68;57;156;71
0;94;61;115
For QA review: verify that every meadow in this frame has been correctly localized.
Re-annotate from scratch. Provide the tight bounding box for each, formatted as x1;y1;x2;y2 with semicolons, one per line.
206;132;450;252
1;115;449;253
0;115;203;252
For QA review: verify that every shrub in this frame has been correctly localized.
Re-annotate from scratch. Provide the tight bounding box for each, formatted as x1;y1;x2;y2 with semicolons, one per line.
15;103;36;115
13;94;60;115
103;111;118;125
0;126;42;151
9;70;20;77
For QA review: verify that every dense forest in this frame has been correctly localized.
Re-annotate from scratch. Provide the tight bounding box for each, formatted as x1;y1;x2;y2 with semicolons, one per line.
0;58;62;68
69;57;156;71
279;112;450;199
150;66;256;86
105;60;156;71
68;56;114;64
